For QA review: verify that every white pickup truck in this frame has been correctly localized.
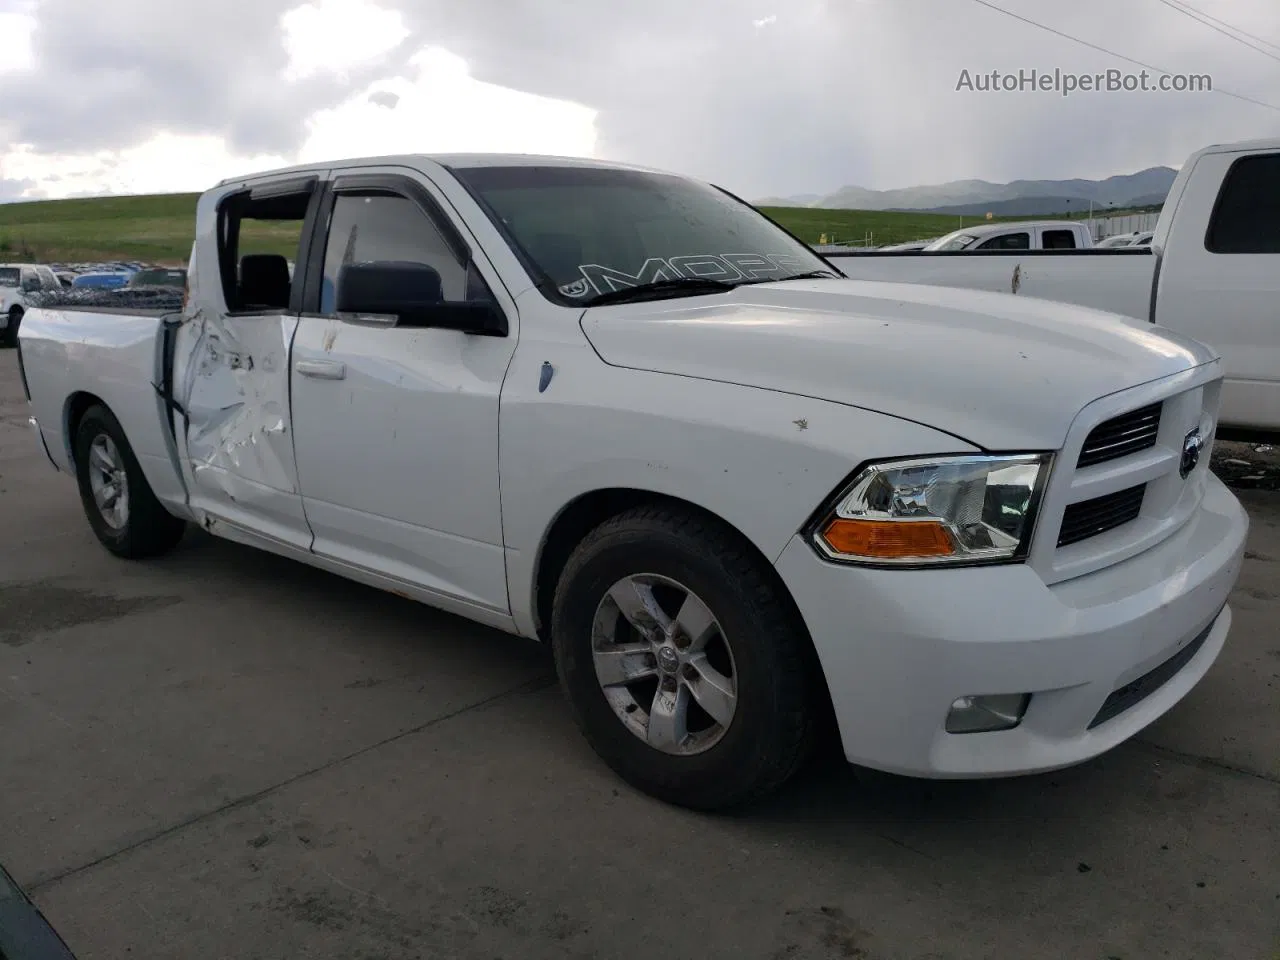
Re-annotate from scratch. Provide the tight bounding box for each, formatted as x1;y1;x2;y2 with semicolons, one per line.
831;138;1280;434
922;219;1094;252
17;154;1247;809
0;263;65;346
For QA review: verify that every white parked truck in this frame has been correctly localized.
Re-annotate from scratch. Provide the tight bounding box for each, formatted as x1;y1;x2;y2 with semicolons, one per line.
922;220;1094;252
0;263;65;346
830;139;1280;434
17;154;1247;809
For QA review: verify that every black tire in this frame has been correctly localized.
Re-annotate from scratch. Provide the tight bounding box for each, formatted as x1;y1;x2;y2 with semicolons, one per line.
73;404;186;558
1;307;20;348
551;505;816;810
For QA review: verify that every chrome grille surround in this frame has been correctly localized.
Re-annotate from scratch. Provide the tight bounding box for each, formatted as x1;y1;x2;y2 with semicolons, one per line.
1026;363;1224;586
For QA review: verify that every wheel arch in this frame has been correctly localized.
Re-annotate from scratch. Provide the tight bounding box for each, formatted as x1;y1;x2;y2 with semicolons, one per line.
64;390;110;470
529;486;838;736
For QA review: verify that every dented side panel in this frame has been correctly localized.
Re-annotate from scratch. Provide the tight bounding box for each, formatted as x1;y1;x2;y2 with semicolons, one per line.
168;183;313;549
174;309;310;546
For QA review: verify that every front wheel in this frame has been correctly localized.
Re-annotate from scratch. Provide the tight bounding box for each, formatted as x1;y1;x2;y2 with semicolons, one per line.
551;505;817;810
73;404;186;558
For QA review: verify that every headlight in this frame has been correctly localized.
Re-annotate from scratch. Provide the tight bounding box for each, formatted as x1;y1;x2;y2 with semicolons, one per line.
812;453;1050;566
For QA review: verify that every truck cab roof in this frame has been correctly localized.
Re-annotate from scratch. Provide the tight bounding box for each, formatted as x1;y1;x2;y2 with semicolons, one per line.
1186;136;1280;159
214;153;673;189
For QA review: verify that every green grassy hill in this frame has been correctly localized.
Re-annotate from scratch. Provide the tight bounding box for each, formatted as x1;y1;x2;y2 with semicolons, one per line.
0;192;1098;263
757;206;993;246
0;194;201;262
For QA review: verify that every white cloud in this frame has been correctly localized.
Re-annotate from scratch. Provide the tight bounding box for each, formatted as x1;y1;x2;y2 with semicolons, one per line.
0;135;291;197
1;0;1277;204
0;44;597;198
0;12;36;72
280;0;409;82
298;46;597;161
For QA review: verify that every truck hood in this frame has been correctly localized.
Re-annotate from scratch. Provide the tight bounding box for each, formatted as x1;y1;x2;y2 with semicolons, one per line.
579;278;1218;449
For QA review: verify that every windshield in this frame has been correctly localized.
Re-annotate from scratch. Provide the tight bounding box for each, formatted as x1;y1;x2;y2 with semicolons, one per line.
924;232;979;251
449;164;832;304
0;267;19;287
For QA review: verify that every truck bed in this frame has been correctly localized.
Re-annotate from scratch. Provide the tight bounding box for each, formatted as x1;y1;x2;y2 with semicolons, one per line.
19;306;190;513
827;248;1159;322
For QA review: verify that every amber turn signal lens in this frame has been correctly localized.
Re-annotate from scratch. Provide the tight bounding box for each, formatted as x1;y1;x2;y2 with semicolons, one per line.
820;518;955;559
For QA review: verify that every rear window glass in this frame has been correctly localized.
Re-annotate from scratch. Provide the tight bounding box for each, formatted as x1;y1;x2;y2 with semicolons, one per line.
0;268;19;286
975;232;1030;250
1205;153;1280;254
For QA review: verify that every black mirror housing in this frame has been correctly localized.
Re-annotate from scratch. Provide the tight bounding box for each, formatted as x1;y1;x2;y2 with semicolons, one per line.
338;260;442;311
336;262;507;336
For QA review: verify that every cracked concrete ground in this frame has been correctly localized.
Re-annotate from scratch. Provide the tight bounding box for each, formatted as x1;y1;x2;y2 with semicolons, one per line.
1;350;1277;960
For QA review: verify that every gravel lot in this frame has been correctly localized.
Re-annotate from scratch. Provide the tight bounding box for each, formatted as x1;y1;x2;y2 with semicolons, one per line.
1;350;1278;960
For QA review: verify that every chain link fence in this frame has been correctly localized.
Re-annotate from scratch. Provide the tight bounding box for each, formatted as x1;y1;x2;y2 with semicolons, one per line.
1089;212;1162;239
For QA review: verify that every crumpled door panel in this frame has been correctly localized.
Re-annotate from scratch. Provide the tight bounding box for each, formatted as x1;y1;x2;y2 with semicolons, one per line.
175;306;309;544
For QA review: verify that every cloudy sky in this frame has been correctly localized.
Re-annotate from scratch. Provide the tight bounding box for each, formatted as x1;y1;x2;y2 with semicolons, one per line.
0;0;1276;202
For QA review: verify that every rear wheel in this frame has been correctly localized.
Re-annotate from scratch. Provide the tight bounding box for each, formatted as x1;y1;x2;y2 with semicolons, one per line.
551;505;816;810
73;404;186;558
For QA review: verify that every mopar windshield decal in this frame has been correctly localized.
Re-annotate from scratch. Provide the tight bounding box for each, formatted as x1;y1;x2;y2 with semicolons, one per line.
574;257;683;295
559;278;592;298
557;253;812;298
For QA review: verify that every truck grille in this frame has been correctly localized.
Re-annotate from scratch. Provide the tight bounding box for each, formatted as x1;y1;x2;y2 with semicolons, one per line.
1035;374;1220;584
1056;484;1146;547
1077;403;1162;468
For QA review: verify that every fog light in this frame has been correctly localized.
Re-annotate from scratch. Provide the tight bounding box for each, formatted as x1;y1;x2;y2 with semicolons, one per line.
945;693;1031;734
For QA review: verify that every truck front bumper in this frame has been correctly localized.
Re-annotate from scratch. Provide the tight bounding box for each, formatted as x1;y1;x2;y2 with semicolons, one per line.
775;473;1248;778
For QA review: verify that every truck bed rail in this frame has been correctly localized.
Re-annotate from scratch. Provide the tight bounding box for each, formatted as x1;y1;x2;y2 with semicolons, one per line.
27;288;185;314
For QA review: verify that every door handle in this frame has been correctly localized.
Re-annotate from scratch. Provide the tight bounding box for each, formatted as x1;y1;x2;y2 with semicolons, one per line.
295;359;347;380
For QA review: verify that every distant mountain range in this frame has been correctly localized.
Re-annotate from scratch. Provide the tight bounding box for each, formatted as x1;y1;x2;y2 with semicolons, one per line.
757;167;1177;216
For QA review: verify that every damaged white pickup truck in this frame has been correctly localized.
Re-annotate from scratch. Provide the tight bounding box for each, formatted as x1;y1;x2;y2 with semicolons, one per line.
18;155;1248;809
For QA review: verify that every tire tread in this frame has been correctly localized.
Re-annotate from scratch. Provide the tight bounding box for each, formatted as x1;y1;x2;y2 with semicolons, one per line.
74;404;185;559
552;503;816;810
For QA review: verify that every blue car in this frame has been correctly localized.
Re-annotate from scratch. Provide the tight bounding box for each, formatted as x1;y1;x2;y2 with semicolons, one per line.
71;273;129;289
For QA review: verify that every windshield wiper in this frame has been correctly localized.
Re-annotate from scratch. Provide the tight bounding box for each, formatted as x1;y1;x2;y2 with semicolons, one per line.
733;269;841;287
774;269;841;282
579;277;737;307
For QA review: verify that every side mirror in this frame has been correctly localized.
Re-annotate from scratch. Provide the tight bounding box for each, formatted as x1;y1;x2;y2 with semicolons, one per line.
336;261;507;336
